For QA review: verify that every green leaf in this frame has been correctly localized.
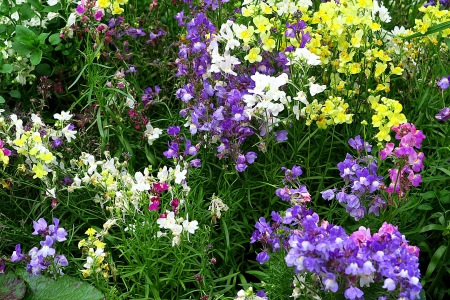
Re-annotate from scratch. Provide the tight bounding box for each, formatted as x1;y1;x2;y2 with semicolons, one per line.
405;20;450;40
15;25;36;39
422;191;436;200
18;3;35;20
35;63;51;76
12;41;34;55
30;50;42;65
0;95;5;103
418;204;433;211
420;224;447;233
438;167;450;177
27;0;42;10
9;90;21;98
22;275;104;300
424;245;447;280
0;64;13;73
49;33;61;45
42;3;61;12
0;273;26;300
37;33;50;44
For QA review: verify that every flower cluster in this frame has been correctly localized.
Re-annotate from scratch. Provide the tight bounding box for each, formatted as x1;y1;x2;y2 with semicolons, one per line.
379;123;426;200
11;218;68;276
78;228;110;278
251;172;422;299
156;212;199;247
0;138;11;166
208;194;229;224
300;96;353;129
0;111;76;190
275;165;311;205
321;136;385;220
369;95;407;141
236;286;268;300
68;152;190;220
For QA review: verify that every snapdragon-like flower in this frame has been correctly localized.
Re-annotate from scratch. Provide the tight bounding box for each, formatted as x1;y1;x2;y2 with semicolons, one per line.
436;107;450;121
11;218;68;276
251;171;422;299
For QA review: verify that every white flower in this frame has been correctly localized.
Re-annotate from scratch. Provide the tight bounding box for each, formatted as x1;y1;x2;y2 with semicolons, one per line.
31;114;44;126
172;235;181;246
67;13;77;27
287;48;321;66
173;165;187;184
126;97;135;109
132;171;150;191
294;91;308;105
61;124;77;142
47;0;58;5
182;214;199;234
309;83;326;96
157;166;169;182
144;123;163;145
11;12;19;21
54;111;73;121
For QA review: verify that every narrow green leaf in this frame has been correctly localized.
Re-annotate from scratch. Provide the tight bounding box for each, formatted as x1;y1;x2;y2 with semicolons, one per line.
417;204;433;211
438;167;450;177
424;245;447;280
420;224;447;233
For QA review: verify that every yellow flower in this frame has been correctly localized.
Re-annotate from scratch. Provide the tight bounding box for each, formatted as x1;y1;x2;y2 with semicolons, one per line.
97;0;110;9
253;15;272;34
112;2;124;14
32;163;48;179
374;62;387;78
86;228;97;236
94;240;106;249
78;239;87;248
38;152;54;164
349;63;361;74
260;32;275;51
81;268;91;278
244;47;262;63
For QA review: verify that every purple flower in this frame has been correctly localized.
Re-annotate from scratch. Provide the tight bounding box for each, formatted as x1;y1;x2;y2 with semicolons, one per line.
167;126;180;136
235;163;247;172
436;107;450;121
321;189;335;200
344;285;364;299
38;236;55;257
32;218;48;235
437;75;450;90
322;273;339;292
256;250;270;264
255;290;268;299
52;139;63;148
11;244;24;262
274;130;288;142
245;152;257;164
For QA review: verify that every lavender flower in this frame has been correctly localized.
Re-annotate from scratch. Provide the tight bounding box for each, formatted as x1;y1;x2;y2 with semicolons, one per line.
436;107;450;121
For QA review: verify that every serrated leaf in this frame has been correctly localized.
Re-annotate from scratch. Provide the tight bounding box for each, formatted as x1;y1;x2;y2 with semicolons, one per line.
0;273;26;300
0;64;13;73
35;63;51;75
9;90;21;98
22;275;104;300
48;33;61;45
30;50;42;65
